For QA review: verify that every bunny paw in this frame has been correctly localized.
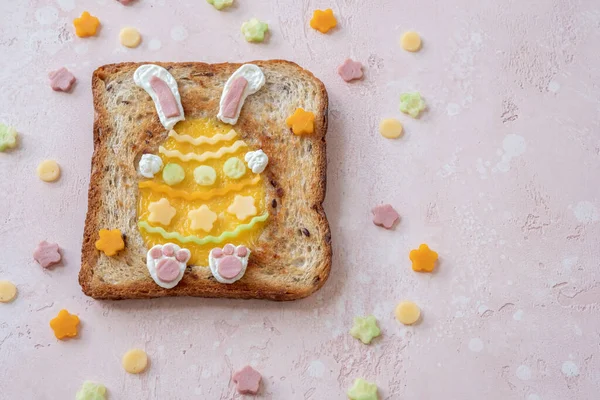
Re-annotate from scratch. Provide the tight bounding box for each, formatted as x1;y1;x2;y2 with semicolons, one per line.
209;244;250;284
146;243;191;289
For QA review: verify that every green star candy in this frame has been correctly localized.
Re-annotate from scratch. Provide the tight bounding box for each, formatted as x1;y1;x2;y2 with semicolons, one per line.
206;0;233;10
241;18;269;43
347;378;379;400
399;91;427;118
0;123;18;152
76;381;107;400
349;315;381;344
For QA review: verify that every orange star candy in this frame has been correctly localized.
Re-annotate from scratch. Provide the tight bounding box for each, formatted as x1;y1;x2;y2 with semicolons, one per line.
95;229;125;256
286;108;315;135
73;11;100;38
50;309;80;340
409;244;438;272
310;9;337;34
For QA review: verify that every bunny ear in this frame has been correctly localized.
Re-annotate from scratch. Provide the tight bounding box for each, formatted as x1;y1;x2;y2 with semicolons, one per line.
175;249;191;263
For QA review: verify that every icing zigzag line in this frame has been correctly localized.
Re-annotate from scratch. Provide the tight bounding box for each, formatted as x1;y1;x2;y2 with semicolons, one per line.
169;129;237;146
138;213;269;245
159;140;247;162
139;175;261;201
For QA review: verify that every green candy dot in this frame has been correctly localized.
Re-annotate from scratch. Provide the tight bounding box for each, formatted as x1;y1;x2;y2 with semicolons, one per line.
162;163;185;186
223;157;246;179
241;18;269;43
194;165;217;186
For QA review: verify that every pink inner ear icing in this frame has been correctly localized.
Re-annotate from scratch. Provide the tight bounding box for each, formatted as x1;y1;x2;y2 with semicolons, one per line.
236;246;248;257
149;76;180;118
211;248;223;258
223;244;235;255
218;256;243;279
150;247;163;259
221;77;248;118
156;258;180;282
175;249;189;263
162;245;175;257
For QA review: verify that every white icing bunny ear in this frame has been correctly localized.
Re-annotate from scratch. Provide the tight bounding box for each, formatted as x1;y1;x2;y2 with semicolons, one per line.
217;64;265;125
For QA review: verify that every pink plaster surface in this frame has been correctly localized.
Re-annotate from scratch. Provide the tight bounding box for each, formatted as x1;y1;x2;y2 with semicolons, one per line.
1;0;599;399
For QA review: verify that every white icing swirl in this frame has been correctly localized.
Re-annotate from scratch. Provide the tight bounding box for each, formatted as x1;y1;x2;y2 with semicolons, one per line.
139;154;163;178
244;149;268;174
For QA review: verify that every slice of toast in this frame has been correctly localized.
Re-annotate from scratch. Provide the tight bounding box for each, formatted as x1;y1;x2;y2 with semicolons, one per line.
79;60;331;300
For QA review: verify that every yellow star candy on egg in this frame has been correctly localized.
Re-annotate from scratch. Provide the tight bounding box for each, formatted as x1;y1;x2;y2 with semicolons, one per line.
73;11;100;38
188;205;217;232
148;198;177;226
95;229;125;256
227;195;257;221
286;108;315;135
347;378;378;400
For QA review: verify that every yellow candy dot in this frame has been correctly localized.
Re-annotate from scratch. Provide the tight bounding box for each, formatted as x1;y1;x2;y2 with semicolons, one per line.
122;349;148;374
119;27;142;48
395;301;421;325
379;118;404;139
37;160;61;182
0;281;17;303
401;31;422;52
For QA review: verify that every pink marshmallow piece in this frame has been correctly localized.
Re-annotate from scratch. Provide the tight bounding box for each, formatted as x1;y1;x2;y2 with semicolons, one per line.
372;204;400;229
232;365;262;395
337;58;363;82
117;0;135;4
48;67;76;92
33;241;61;268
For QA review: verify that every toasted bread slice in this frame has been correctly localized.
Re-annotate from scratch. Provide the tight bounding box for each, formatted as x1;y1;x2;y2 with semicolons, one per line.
79;60;331;300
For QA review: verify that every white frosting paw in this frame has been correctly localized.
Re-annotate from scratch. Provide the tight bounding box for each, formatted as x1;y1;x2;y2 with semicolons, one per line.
146;243;190;289
208;244;249;284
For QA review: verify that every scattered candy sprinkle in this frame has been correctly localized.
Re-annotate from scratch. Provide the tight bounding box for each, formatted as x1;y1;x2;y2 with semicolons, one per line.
48;67;76;92
0;281;17;303
286;108;315;135
95;229;125;257
241;18;269;43
0;123;18;152
73;11;100;38
207;0;233;10
409;243;438;272
395;301;421;325
233;365;262;395
337;58;363;82
401;31;422;52
37;160;61;182
33;241;62;268
119;27;142;48
399;92;426;118
76;381;107;400
372;204;399;229
349;315;381;344
49;309;80;340
347;378;378;400
122;348;148;374
379;118;403;139
310;9;337;33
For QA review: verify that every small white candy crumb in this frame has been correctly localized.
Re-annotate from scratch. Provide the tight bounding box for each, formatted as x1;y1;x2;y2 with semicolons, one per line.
547;80;560;93
527;394;541;400
516;365;532;380
245;150;269;174
572;201;599;224
468;338;483;352
307;360;325;378
139;154;163;178
171;25;188;42
513;309;524;321
148;38;162;51
561;361;579;377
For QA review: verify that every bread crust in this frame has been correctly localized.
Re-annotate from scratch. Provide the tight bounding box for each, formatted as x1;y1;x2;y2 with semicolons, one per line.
79;60;331;300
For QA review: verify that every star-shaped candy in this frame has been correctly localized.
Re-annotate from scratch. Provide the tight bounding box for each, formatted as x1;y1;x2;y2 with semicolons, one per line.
148;198;177;225
207;0;233;11
76;381;107;400
48;67;76;92
73;11;100;38
117;0;135;4
50;309;80;340
33;240;62;268
95;229;125;257
241;18;269;43
0;123;18;152
188;205;217;232
286;108;315;135
227;195;257;221
350;315;381;344
338;59;363;82
399;91;427;118
372;204;399;229
310;9;337;34
409;243;438;272
232;365;262;394
347;378;378;400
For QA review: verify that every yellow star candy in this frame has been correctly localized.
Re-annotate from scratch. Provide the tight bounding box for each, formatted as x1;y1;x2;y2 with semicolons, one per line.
73;11;100;38
399;91;427;118
227;195;257;221
349;315;381;344
310;9;337;34
0;123;18;151
50;309;80;340
347;378;378;400
148;198;177;226
95;229;125;257
188;205;217;232
286;108;315;135
409;243;438;272
76;381;107;400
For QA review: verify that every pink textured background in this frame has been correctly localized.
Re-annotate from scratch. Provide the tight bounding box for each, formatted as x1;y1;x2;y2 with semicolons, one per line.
1;0;599;399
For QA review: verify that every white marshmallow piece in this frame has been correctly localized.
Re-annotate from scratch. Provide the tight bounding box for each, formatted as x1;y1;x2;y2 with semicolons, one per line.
139;154;163;178
244;149;268;174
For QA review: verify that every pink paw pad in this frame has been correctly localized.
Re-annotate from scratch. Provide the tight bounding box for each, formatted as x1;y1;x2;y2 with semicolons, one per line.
162;245;175;257
175;250;189;263
236;246;248;257
223;244;235;255
150;247;163;259
211;248;223;258
218;256;243;279
156;258;180;282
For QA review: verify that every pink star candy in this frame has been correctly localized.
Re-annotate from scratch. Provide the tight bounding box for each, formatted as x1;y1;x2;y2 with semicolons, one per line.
48;67;76;92
34;241;62;268
232;365;262;395
372;204;400;229
337;58;363;82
